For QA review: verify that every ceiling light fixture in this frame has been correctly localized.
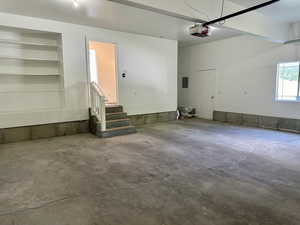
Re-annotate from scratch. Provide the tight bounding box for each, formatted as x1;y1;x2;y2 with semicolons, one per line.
73;0;79;8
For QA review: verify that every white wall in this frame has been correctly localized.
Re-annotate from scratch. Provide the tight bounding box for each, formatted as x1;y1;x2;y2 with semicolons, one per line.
179;35;300;120
0;12;177;128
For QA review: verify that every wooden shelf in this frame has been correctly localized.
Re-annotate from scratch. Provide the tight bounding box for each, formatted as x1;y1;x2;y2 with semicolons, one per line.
0;56;60;63
0;73;60;76
0;39;59;48
0;89;64;94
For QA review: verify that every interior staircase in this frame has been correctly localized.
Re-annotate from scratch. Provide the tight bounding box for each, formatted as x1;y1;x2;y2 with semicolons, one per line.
90;105;137;138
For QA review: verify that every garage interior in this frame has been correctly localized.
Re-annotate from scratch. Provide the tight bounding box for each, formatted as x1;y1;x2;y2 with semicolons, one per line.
1;0;300;224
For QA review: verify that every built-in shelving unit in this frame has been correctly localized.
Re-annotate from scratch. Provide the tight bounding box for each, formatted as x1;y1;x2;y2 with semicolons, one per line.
0;73;60;76
0;38;59;48
0;56;60;62
0;25;64;112
0;89;65;93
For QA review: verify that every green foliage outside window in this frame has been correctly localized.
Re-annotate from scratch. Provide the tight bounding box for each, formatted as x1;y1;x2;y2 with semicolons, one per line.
279;65;299;81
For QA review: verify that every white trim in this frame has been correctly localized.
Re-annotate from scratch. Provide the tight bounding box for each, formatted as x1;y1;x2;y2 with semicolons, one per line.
275;61;300;103
85;37;119;105
85;37;92;108
275;99;300;103
89;49;99;84
115;44;120;105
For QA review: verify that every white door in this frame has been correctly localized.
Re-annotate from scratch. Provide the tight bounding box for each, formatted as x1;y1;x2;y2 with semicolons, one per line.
189;70;216;120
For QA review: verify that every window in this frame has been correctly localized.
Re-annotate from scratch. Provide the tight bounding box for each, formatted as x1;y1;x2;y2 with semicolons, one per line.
276;62;300;101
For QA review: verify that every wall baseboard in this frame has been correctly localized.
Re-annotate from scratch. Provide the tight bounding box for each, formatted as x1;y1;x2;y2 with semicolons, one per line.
129;111;177;126
0;120;89;144
213;111;300;133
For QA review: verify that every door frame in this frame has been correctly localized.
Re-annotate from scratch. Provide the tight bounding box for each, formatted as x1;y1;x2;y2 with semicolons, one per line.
85;37;120;106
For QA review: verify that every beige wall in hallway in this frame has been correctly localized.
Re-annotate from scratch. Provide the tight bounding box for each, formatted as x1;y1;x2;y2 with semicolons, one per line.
90;41;117;104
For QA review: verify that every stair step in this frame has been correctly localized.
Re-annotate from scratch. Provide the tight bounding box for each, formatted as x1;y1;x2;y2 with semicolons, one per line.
106;118;131;129
106;112;127;120
106;105;123;113
90;104;136;138
97;126;136;138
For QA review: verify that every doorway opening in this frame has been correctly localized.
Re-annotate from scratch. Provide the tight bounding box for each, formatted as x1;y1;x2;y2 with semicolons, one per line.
88;41;118;105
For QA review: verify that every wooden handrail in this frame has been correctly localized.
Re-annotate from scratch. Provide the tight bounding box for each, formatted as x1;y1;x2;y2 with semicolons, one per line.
91;81;105;96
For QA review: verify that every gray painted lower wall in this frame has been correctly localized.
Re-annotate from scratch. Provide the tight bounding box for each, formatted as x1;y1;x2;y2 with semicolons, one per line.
129;111;177;126
0;120;89;144
214;111;300;133
0;111;177;144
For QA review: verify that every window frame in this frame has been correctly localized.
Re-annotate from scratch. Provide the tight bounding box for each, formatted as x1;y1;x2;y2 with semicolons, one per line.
275;61;300;102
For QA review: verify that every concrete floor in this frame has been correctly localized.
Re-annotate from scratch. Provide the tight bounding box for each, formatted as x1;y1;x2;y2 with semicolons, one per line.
1;119;300;225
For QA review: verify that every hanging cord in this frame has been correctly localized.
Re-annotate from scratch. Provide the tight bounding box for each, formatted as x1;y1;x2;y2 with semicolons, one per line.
184;0;226;27
184;0;210;21
217;0;263;26
218;0;226;25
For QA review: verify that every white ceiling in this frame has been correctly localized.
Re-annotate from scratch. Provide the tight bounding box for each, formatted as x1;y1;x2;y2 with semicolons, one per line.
0;0;241;46
229;0;300;23
3;0;298;45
